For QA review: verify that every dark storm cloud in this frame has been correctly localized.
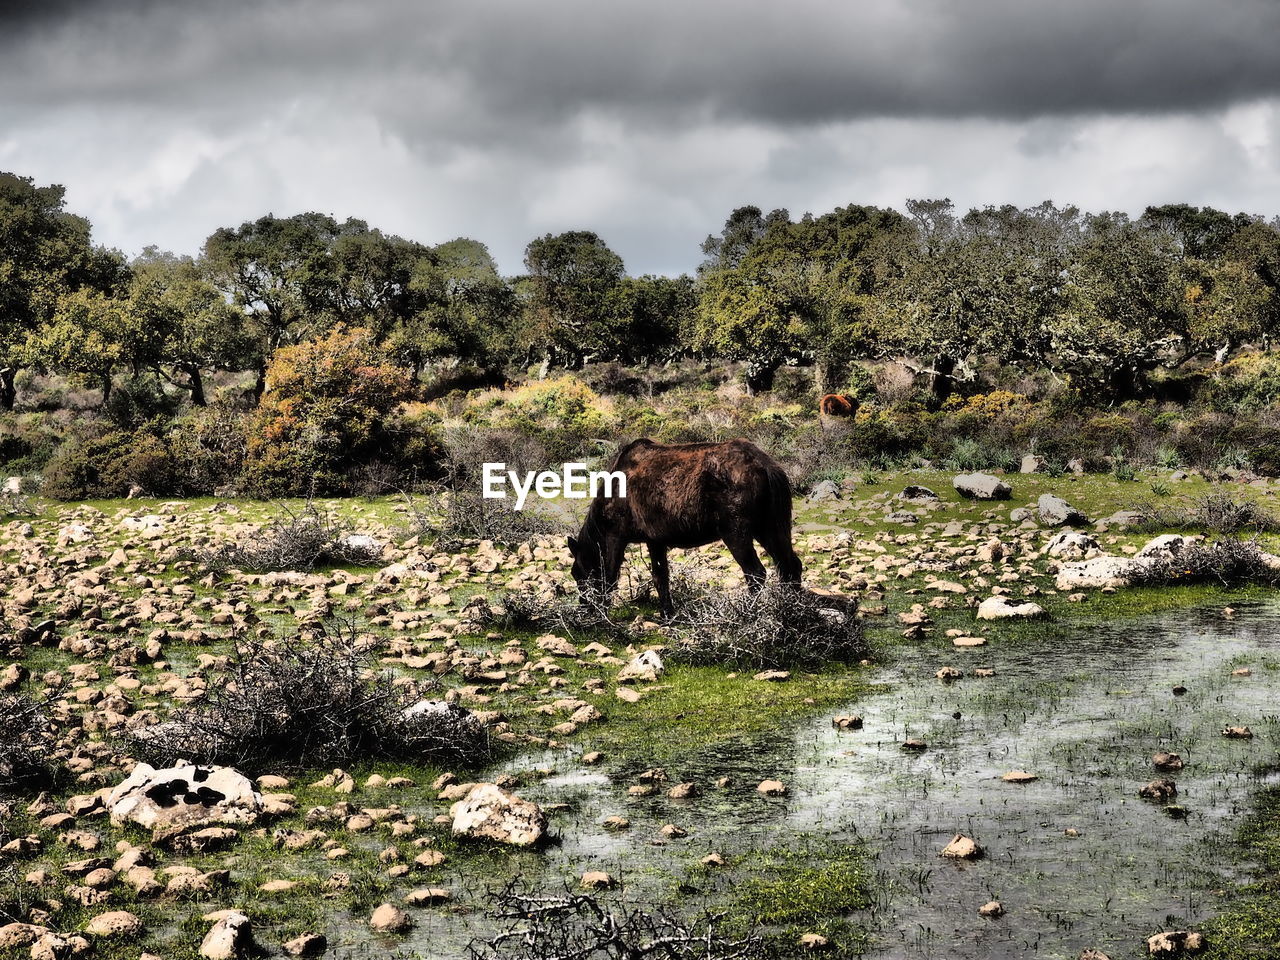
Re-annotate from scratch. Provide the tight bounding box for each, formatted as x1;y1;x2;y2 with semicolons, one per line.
3;0;1280;126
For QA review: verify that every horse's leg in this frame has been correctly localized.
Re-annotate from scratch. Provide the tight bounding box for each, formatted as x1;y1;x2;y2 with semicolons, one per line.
724;532;768;592
602;536;628;601
648;543;673;618
757;528;803;586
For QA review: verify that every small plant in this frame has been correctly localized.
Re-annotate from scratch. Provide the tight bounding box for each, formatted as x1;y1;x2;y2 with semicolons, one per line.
1149;481;1171;497
1154;444;1182;469
860;469;879;485
0;490;33;518
128;620;492;773
1112;454;1137;483
668;585;866;669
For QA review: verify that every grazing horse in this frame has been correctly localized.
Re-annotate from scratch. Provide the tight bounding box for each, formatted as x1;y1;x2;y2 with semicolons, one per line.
819;393;858;416
567;438;803;616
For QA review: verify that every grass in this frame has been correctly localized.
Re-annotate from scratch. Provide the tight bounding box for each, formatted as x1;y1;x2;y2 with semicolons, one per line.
1200;786;1280;959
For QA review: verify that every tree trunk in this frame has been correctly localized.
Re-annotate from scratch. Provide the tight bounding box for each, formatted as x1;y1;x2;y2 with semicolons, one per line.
929;356;956;404
188;365;206;406
101;373;113;407
0;368;15;411
253;364;267;401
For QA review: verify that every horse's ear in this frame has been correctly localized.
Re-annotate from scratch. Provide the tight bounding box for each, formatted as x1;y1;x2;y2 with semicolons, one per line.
567;536;579;554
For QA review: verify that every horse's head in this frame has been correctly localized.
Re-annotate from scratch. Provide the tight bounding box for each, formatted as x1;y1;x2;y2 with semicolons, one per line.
567;525;610;603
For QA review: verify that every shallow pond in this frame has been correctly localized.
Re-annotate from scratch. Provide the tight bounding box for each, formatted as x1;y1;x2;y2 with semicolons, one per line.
345;599;1280;959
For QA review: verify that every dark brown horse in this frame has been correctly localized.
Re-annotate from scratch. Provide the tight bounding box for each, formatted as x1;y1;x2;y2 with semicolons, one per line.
568;438;803;616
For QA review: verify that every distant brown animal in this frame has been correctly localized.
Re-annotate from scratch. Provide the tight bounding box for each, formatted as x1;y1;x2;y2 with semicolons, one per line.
568;438;802;617
820;393;858;416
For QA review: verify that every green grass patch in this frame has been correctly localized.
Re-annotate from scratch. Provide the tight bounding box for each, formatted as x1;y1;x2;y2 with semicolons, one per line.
1201;786;1280;959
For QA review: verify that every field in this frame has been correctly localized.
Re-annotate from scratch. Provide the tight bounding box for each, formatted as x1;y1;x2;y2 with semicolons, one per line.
1;469;1278;960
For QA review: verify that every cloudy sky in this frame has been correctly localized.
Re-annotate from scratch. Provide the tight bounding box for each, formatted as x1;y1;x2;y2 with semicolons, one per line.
2;0;1279;275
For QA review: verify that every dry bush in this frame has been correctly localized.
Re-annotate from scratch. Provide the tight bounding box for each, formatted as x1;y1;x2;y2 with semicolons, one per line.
410;489;571;550
1133;491;1280;535
667;584;865;669
195;502;382;574
1127;538;1280;588
469;883;766;960
0;694;55;794
128;621;491;772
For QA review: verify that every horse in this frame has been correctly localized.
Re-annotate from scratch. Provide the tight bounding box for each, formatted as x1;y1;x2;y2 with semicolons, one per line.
819;393;858;416
567;438;803;617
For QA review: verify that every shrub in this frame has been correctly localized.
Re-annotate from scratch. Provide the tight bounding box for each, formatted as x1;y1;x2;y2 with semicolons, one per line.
410;489;570;550
668;585;866;669
41;428;177;499
0;694;55;794
241;325;416;497
128;623;492;772
104;373;182;430
195;502;382;574
471;883;766;960
167;403;249;494
1127;538;1280;588
1133;492;1280;535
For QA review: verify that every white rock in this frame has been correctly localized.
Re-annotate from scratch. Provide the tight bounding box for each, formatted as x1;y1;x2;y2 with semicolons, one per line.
199;911;253;960
1136;534;1200;561
1043;531;1100;560
617;650;664;683
1054;556;1148;590
1037;494;1087;526
976;596;1046;620
450;784;546;847
953;473;1012;501
107;763;262;835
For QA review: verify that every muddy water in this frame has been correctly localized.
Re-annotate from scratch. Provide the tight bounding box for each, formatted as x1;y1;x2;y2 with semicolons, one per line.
354;601;1280;959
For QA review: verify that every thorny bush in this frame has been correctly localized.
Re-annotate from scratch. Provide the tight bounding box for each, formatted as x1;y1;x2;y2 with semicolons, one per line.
1127;537;1280;588
127;620;492;773
0;694;56;794
1132;491;1280;535
469;882;766;960
667;584;866;670
194;501;383;574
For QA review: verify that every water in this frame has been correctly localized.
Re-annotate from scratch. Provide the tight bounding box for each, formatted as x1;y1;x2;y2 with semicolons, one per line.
350;601;1280;959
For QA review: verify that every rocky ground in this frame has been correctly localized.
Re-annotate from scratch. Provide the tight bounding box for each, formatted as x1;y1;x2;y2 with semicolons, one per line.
0;468;1277;959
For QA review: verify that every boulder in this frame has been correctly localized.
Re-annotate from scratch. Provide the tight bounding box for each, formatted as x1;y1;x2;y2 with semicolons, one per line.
336;534;384;557
450;784;546;847
617;650;664;683
1146;931;1206;956
107;763;262;837
369;904;413;934
898;485;940;503
200;912;253;960
807;480;842;502
1020;455;1047;474
1054;556;1148;590
1043;531;1100;560
2;476;24;495
976;596;1046;620
1137;534;1199;561
953;473;1012;501
1037;494;1087;526
283;933;327;956
940;834;983;859
84;911;143;938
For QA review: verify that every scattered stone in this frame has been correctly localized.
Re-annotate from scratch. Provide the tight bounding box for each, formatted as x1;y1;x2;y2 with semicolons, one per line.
580;870;616;890
1020;455;1047;474
404;888;452;906
84;911;143;938
899;485;939;503
979;900;1004;917
107;763;262;836
798;932;832;951
832;715;863;730
1222;726;1254;739
1055;556;1146;590
901;739;927;751
617;650;664;683
369;903;413;934
753;670;790;682
667;782;698;800
1001;771;1037;784
756;780;787;796
199;911;253;960
952;636;987;647
1146;930;1207;956
1139;778;1178;802
1044;531;1101;559
282;933;327;957
1153;752;1184;772
808;480;842;502
940;834;983;859
936;666;963;681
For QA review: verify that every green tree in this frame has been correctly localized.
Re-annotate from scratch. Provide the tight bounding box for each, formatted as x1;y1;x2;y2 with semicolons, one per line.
522;230;626;366
202;212;343;396
128;249;255;405
0;172;118;408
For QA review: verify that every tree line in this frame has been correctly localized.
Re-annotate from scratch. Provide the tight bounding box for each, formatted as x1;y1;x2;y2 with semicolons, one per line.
4;168;1279;409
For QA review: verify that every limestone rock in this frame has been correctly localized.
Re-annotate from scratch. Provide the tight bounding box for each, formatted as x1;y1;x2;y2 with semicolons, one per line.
940;834;983;859
199;911;253;960
976;596;1046;620
107;763;261;837
1037;494;1087;526
953;473;1012;501
449;784;546;847
1054;556;1147;590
